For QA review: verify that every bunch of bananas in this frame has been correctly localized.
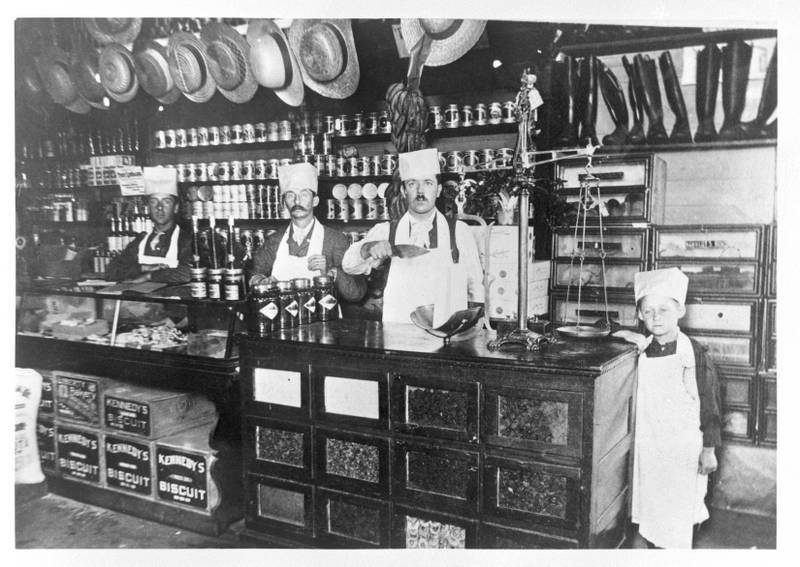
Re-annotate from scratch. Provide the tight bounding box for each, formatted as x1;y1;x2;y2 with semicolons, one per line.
385;81;428;153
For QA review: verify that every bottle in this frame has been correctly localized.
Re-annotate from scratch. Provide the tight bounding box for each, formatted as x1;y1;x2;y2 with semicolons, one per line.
208;216;218;269
191;216;201;268
226;216;236;269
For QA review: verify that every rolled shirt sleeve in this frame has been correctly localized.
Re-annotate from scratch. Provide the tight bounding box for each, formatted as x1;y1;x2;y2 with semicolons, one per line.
341;222;391;275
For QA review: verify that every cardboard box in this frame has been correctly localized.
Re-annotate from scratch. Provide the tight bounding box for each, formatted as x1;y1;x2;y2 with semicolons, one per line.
104;433;155;498
487;260;551;282
54;371;123;427
56;423;103;485
488;279;549;320
39;369;54;415
156;422;219;513
36;415;57;472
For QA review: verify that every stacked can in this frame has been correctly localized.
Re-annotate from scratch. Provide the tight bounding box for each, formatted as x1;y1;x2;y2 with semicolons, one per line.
424;100;518;130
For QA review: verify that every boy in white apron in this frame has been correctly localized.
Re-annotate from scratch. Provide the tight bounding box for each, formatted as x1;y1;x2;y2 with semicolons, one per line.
614;267;722;549
341;148;484;326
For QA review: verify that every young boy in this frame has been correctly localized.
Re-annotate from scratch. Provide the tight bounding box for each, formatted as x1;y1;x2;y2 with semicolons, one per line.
613;267;722;549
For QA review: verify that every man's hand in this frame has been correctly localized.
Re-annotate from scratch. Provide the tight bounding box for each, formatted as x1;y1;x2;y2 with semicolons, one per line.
612;329;649;352
361;240;393;261
698;447;718;475
307;254;327;273
250;274;276;287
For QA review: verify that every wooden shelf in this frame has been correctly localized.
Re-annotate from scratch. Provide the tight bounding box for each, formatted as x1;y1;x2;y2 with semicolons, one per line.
179;179;279;187
333;122;518;145
20;184;121;194
150;140;293;153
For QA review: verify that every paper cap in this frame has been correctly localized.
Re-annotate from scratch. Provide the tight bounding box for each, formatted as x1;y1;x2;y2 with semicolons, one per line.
144;166;178;198
398;148;440;181
634;267;689;307
278;162;318;193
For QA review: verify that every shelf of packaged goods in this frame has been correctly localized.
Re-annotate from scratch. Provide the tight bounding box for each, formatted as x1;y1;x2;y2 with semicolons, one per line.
20;184;122;194
150;140;294;153
332;122;519;145
179;179;280;187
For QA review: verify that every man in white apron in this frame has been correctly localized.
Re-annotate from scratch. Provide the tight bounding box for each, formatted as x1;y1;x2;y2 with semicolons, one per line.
341;148;484;326
107;167;195;284
250;163;366;303
614;267;722;549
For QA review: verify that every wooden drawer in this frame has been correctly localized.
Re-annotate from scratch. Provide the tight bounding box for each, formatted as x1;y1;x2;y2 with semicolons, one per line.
312;362;389;430
552;227;649;261
315;488;390;548
243;359;310;421
245;473;314;540
654;225;762;261
721;406;753;441
244;416;312;482
562;189;651;225
479;522;578;549
719;374;754;408
761;375;777;412
682;299;756;334
557;154;651;190
552;261;641;292
483;453;582;533
392;439;479;516
764;299;776;372
315;428;390;497
483;383;583;459
655;261;761;296
391;505;477;548
760;411;776;445
687;333;757;368
391;372;479;443
552;294;639;329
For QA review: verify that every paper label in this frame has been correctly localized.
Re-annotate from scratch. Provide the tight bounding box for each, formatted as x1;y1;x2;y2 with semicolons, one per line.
115;166;146;196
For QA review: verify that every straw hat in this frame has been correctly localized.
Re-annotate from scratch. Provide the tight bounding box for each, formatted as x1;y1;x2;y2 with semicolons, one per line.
70;40;110;110
35;46;91;114
200;22;257;104
85;18;142;46
17;56;49;107
400;19;486;67
134;40;181;105
247;19;304;107
99;43;139;103
287;19;360;99
167;31;218;103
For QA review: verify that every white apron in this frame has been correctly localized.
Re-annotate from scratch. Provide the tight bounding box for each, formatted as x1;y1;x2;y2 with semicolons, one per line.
632;332;709;549
382;212;468;327
271;221;324;281
137;225;180;268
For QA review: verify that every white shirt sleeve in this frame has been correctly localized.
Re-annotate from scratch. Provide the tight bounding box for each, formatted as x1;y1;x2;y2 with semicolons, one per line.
455;221;485;303
341;221;391;275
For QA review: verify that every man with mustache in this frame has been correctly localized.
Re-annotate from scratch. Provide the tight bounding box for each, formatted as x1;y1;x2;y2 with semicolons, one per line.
250;163;366;304
342;148;484;324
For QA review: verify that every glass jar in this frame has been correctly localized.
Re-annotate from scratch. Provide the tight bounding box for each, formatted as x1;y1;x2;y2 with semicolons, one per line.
313;275;338;322
223;268;244;301
206;268;224;300
190;267;207;299
292;278;315;325
278;280;298;330
248;282;280;335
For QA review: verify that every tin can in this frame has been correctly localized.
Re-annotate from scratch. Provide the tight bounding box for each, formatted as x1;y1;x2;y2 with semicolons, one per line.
248;282;280;335
474;103;487;125
255;122;267;142
267;121;280;141
444;104;460;128
298;154;313;165
218;162;231;181
293;278;315;325
232;124;244;144
243;123;255;143
190;268;207;299
358;156;370;176
348;156;359;177
324;115;335;134
207;162;219;181
198;126;210;146
312;111;324;134
352;113;364;136
502;101;516;123
188;127;198;147
196;163;208;182
489;101;503;124
445;150;463;172
154;130;166;148
320;133;333;155
371;155;382;176
378;110;391;133
335;114;349;137
336;199;349;221
230;161;242;180
175;128;187;147
206;268;224;300
366;199;378;220
460;105;473;127
255;159;267;180
379;198;391;220
480;148;496;169
381;154;397;175
185;163;196;182
243;160;255;180
325;155;337;178
326;198;337;219
209;126;220;146
428;105;443;129
498;147;514;168
277;281;298;330
336;156;348;177
463;150;479;170
266;158;280;179
165;129;176;148
302;133;316;155
315;154;326;176
351;198;364;219
223;268;244;301
221;124;232;144
175;164;186;182
279;120;292;140
365;112;378;134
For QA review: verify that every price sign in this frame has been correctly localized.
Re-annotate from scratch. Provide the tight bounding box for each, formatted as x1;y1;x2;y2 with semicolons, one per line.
115;166;146;196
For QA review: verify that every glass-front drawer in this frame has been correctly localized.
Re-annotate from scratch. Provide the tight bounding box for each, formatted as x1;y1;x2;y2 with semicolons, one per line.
655;226;762;260
552;295;639;329
479;523;578;549
765;337;776;372
246;473;313;539
245;417;311;481
557;155;650;190
392;506;476;549
316;429;389;497
244;360;310;419
688;334;756;368
483;454;581;532
553;228;648;260
316;489;389;548
391;373;478;443
483;386;582;458
763;377;776;412
563;191;648;224
393;440;479;515
553;261;640;291
312;364;388;429
682;300;756;334
761;411;776;445
722;407;752;440
767;300;776;336
720;376;753;407
656;261;760;295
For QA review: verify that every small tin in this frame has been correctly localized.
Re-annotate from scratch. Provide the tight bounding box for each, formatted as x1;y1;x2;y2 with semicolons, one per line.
218;162;231;181
279;120;292;140
175;128;187;147
460;105;473;127
489;101;503;124
198;126;210;146
480;148;496;169
255;159;267;180
348;156;359;177
165;129;176;148
196;162;208;182
498;147;514;168
378;110;391;133
366;199;378;220
230;161;243;180
188;127;199;147
313;111;324;134
379;197;391;220
336;199;349;221
243;160;255;180
428;105;443;129
321;133;333;155
206;268;224;300
335;114;349;137
324;115;336;134
336;156;348;177
223;268;244;301
381;154;397;175
266;158;280;179
315;154;326;176
352;113;364;136
444;104;460;128
209;126;220;146
325;155;337;178
207;162;219;181
474;103;487;125
365;112;379;134
326;198;337;219
243;123;256;143
232;123;244;144
267;121;280;141
255;122;267;142
359;156;371;176
190;268;207;299
371;155;382;176
186;163;197;182
154;130;166;149
220;124;232;145
293;278;315;325
351;198;364;220
502;101;517;123
445;150;463;173
463;150;480;170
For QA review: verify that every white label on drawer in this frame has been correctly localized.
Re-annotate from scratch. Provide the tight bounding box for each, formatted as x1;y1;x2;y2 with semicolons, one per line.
253;368;302;407
324;376;379;419
681;303;752;332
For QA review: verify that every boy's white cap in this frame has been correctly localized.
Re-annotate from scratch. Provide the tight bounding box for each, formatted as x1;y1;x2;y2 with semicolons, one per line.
144;166;178;198
278;162;318;193
398;148;440;181
634;267;689;307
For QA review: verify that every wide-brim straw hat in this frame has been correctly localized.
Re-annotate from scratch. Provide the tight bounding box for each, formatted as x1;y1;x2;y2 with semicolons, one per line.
99;42;140;103
400;19;486;67
85;18;142;46
35;46;91;114
134;40;181;105
287;19;360;100
247;19;304;107
70;40;110;110
200;22;257;104
168;31;218;104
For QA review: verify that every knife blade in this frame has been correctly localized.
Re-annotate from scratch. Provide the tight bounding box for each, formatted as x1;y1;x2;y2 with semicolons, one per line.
391;244;430;258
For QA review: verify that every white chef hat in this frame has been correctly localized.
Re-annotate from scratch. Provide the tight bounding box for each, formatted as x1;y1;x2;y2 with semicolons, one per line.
398;148;440;181
144;166;178;198
634;267;689;308
278;162;318;194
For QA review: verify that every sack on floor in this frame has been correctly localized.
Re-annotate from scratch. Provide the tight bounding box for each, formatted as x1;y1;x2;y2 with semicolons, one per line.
16;368;44;484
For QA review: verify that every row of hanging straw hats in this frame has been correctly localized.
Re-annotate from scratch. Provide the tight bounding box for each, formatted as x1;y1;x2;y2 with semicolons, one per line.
24;18;486;114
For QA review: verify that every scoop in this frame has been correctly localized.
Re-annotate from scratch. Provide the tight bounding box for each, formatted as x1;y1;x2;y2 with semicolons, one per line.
410;304;484;344
391;244;429;258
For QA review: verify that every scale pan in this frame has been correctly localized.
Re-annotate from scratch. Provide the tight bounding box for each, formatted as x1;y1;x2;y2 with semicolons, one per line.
556;324;611;339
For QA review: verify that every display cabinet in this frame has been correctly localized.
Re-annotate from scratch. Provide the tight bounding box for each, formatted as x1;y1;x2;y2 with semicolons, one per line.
239;320;637;548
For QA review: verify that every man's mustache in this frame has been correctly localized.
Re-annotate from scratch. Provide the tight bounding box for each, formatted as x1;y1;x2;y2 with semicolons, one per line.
290;205;308;212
